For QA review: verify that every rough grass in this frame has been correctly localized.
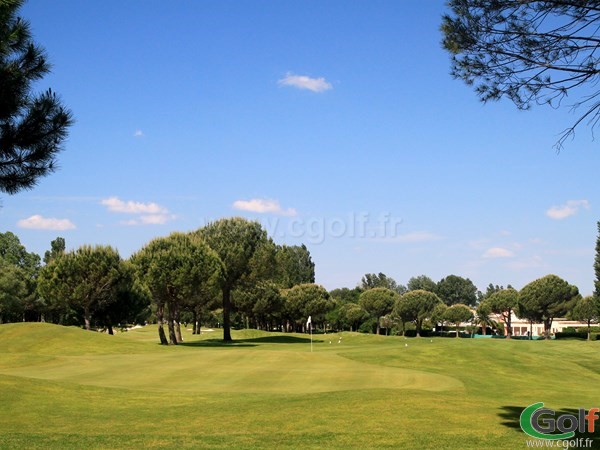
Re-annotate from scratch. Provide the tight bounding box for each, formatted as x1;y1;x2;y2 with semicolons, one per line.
0;323;598;449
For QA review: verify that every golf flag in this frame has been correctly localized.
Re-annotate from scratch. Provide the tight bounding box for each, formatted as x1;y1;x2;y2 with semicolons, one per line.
306;316;311;328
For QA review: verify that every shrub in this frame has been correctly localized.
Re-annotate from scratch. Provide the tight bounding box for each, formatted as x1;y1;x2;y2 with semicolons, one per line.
404;329;433;338
576;326;600;333
358;318;377;334
555;331;588;340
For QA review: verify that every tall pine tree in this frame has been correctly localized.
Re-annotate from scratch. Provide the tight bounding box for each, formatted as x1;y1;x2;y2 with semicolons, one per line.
0;0;73;194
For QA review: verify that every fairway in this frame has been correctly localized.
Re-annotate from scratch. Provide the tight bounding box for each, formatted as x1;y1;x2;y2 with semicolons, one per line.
0;323;599;449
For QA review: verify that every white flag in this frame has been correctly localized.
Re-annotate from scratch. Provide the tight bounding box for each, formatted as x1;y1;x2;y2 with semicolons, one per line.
306;316;312;327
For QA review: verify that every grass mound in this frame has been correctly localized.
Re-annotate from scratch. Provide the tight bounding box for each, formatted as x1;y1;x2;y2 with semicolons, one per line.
0;322;153;356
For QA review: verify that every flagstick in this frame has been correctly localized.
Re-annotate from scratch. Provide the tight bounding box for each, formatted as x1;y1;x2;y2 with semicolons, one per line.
310;323;313;353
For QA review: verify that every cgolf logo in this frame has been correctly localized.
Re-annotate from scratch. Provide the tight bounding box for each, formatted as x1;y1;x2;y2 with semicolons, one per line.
520;402;599;441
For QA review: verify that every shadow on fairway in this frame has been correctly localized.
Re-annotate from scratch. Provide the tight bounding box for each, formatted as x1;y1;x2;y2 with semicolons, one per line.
237;336;323;344
178;336;323;347
498;405;600;448
178;340;257;348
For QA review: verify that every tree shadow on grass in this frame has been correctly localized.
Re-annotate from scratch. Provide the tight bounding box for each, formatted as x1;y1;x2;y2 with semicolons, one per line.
178;336;323;347
498;405;600;449
178;340;257;348
237;336;323;344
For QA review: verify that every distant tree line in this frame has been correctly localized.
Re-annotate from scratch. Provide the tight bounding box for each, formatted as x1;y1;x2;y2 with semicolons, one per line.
0;218;318;343
2;219;600;343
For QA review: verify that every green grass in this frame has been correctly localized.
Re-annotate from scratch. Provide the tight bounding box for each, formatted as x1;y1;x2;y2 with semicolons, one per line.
0;323;598;449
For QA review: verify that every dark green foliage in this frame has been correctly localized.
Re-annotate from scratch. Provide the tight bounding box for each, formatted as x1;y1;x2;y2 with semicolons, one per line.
0;231;40;273
569;295;600;341
443;304;474;338
37;245;128;331
404;329;435;338
0;260;27;322
284;283;332;332
197;217;269;341
518;274;580;339
361;273;406;294
442;0;600;148
131;233;223;344
359;287;398;335
474;300;496;335
234;281;284;331
358;317;378;334
486;288;519;338
407;275;436;292
436;275;478;307
0;231;39;322
329;287;362;304
555;332;599;341
43;237;65;264
0;0;73;194
394;289;443;337
340;302;368;331
274;244;315;289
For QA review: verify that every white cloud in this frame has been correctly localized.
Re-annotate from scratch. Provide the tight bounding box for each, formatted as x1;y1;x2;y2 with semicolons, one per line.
17;215;76;231
278;72;332;93
121;215;175;226
233;198;297;217
140;214;175;225
482;247;514;258
546;199;590;220
100;197;167;214
101;197;175;226
133;129;144;137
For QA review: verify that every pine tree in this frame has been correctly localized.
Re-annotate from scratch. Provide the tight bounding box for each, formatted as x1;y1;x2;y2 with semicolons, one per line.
0;0;73;194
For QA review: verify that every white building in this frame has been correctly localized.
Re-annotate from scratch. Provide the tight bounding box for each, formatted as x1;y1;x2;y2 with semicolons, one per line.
493;312;589;337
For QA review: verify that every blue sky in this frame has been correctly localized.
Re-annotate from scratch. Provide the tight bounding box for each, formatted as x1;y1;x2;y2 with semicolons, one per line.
3;0;599;294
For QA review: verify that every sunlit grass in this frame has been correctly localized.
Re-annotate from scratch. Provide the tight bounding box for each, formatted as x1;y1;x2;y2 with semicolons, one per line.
0;323;598;448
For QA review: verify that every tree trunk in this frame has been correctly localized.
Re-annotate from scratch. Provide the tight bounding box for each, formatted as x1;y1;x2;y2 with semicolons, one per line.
156;304;169;345
175;320;183;343
481;323;487;335
544;318;552;340
456;324;460;338
192;310;198;334
84;308;91;331
376;322;380;335
108;324;114;335
167;308;177;345
174;308;183;343
222;286;232;341
588;319;592;341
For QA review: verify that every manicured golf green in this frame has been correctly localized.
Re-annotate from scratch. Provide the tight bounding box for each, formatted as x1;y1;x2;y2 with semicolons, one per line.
0;323;598;448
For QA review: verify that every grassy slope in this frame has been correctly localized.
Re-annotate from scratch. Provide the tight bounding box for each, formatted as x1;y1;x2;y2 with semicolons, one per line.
0;323;598;449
